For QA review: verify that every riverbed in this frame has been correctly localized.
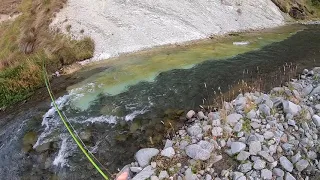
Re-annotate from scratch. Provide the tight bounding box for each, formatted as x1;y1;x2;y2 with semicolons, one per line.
0;24;320;179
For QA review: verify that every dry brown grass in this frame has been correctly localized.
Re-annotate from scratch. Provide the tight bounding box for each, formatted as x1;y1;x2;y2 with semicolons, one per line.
0;0;94;108
272;0;320;19
0;0;22;15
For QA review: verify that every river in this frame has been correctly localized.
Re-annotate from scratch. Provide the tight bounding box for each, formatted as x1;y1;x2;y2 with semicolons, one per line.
0;24;320;179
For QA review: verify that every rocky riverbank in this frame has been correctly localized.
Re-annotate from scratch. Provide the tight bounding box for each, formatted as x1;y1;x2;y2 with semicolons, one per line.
118;67;320;180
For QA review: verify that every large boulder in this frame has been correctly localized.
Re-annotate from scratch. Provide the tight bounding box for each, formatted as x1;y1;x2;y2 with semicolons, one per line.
135;148;159;167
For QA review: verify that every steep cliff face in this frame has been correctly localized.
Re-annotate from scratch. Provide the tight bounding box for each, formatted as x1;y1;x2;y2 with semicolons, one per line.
51;0;285;60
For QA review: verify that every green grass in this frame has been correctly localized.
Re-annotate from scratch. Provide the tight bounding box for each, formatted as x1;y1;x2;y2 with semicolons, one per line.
0;0;94;108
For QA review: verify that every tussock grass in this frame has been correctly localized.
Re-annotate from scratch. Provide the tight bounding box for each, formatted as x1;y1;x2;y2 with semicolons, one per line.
272;0;320;19
0;0;94;108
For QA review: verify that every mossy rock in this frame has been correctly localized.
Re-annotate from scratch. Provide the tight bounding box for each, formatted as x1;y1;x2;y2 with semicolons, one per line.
35;142;52;153
22;131;37;146
130;121;140;133
115;134;128;142
22;144;33;153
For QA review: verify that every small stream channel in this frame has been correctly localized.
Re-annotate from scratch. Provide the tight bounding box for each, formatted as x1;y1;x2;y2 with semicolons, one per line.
0;24;320;179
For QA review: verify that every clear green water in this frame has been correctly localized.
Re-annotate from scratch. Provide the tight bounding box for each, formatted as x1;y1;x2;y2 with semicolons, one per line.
68;25;303;110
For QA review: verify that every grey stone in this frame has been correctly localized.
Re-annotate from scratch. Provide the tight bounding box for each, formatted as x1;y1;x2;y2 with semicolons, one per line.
151;162;157;168
281;143;294;151
211;154;223;164
315;104;320;111
295;159;309;172
291;152;301;164
250;122;261;129
198;141;214;152
130;167;143;173
132;166;155;180
158;171;169;180
164;139;174;148
253;159;266;170
226;113;243;127
285;172;296;180
187;125;203;137
205;174;212;180
302;84;313;96
208;112;220;121
237;151;251;161
312;115;320;127
212;127;223;137
259;104;271;116
135;148;159;167
247;109;257;119
233;122;242;132
231;142;246;154
282;100;301;116
186;110;196;119
185;168;197;180
261;169;272;180
249;141;261;155
273;168;284;177
280;156;293;172
203;125;212;133
212;119;221;127
151;176;159;180
185;144;211;161
239;162;252;173
258;151;274;163
179;140;189;150
263;131;274;140
307;151;317;160
161;147;175;158
232;171;245;180
198;111;207;120
287;120;296;126
220;139;226;147
311;85;320;95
